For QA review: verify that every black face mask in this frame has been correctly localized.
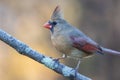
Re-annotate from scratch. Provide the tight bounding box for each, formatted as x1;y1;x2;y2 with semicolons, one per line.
48;21;57;33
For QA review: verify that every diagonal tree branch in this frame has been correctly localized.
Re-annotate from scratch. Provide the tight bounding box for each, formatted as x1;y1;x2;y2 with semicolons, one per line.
0;29;92;80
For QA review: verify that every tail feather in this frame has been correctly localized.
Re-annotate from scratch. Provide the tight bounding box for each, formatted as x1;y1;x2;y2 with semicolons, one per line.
102;47;120;55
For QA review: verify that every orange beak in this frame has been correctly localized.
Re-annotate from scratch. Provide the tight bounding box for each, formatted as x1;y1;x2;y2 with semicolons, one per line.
43;22;52;29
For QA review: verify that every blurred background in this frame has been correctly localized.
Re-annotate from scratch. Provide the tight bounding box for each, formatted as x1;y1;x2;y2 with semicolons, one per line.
0;0;120;80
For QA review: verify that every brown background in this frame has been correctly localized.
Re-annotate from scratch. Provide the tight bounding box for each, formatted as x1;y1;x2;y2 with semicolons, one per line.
0;0;120;80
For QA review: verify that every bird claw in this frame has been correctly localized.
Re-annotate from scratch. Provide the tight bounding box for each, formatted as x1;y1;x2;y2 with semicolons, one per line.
53;54;67;62
74;59;81;80
74;68;78;80
53;58;60;62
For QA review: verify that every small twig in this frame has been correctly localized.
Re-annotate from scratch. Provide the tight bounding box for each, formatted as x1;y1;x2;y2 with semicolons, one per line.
0;29;92;80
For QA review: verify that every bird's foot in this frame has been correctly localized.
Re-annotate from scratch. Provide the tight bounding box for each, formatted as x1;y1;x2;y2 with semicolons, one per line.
74;67;78;80
74;59;81;80
53;57;65;62
53;54;67;62
53;58;60;62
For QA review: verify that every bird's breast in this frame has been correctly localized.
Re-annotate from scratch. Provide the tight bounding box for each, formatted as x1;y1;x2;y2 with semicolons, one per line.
51;34;72;54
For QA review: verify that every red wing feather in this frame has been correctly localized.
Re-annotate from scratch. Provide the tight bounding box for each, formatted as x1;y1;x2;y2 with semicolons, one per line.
81;43;99;52
70;36;102;54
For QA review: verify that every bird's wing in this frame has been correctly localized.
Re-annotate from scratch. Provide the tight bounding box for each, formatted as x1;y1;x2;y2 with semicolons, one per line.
70;36;103;54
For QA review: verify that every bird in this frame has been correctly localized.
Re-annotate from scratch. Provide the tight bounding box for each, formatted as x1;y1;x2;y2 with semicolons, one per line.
43;5;120;77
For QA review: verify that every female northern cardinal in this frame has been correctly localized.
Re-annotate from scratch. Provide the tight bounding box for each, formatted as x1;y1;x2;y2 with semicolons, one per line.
43;5;120;72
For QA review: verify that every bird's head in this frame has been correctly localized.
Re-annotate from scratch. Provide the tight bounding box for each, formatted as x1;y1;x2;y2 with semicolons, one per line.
43;5;65;33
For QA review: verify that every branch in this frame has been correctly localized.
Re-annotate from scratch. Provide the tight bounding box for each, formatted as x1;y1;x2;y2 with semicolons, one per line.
0;29;92;80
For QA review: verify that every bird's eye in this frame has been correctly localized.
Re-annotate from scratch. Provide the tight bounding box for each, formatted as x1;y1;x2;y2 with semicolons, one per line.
52;21;57;26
